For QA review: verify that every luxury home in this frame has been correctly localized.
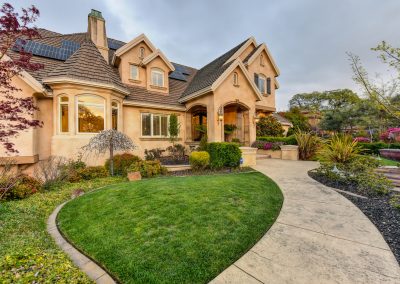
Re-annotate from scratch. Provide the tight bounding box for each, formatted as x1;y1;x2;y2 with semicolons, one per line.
3;9;280;169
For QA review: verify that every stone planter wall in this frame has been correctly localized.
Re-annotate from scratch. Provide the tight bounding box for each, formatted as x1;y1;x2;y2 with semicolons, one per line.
257;145;299;161
379;149;400;161
257;149;282;159
239;147;257;167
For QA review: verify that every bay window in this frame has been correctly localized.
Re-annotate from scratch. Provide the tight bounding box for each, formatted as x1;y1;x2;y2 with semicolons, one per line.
141;113;170;137
59;96;69;133
77;95;105;133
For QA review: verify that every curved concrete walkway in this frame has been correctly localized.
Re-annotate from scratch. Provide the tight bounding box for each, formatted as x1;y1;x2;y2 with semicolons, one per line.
211;159;400;284
47;202;116;284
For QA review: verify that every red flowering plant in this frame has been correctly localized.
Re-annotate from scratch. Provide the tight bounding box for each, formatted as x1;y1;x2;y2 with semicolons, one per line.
380;128;400;142
353;137;371;143
0;3;43;153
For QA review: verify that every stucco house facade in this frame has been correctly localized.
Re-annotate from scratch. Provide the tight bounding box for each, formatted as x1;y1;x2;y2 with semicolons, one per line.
2;9;280;169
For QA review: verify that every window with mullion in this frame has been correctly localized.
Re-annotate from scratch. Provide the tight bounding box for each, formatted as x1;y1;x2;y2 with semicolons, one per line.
141;113;170;137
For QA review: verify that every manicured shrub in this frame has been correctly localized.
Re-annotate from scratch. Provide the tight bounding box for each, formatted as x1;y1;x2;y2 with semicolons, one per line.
105;153;141;176
197;135;208;151
207;142;241;169
3;175;42;200
295;130;322;160
76;166;108;180
128;160;166;178
256;116;284;137
251;141;282;150
189;151;210;170
256;135;297;145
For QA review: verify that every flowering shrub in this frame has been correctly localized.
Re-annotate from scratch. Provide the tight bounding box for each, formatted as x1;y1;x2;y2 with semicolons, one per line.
251;141;282;151
353;137;370;143
380;128;400;142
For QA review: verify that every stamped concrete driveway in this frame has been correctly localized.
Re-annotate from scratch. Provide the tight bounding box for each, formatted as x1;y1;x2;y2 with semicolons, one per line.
211;159;400;284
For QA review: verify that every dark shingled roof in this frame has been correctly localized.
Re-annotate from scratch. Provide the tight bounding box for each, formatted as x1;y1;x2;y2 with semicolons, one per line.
180;38;250;99
243;44;262;64
273;113;292;126
10;27;254;107
46;40;127;91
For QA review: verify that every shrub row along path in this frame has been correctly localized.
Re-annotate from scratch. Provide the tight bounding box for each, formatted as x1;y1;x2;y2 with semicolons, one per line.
211;159;400;284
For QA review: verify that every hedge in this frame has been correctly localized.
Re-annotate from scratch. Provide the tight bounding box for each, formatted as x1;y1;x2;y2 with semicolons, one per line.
358;142;400;155
207;142;241;169
256;135;297;145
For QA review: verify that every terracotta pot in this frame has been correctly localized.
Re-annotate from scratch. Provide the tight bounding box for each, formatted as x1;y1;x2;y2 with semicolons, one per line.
127;171;142;181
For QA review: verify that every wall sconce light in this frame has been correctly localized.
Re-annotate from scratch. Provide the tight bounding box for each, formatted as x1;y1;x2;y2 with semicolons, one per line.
217;107;224;122
254;113;260;124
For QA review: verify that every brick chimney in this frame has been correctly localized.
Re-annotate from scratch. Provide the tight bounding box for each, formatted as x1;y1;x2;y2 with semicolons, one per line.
88;9;109;62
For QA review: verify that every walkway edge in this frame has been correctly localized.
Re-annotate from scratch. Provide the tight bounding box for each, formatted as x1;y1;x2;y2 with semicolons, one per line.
47;201;116;284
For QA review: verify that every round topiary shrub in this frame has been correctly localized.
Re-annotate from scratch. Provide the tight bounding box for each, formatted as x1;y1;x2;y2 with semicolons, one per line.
105;153;141;176
189;151;210;171
207;142;241;169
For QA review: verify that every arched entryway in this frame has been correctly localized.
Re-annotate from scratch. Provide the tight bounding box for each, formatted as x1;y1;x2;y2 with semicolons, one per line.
223;102;250;146
186;105;207;142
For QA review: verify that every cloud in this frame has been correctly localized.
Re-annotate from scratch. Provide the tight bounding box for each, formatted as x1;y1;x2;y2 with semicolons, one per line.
13;0;400;110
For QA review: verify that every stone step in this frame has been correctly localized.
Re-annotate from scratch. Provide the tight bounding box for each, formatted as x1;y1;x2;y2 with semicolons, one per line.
256;155;270;160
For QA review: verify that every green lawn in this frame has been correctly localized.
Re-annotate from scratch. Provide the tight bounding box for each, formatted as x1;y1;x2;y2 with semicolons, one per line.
0;177;124;283
58;172;283;283
379;157;400;167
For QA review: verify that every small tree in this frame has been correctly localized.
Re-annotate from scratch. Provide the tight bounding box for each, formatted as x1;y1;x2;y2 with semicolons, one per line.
0;3;44;153
256;115;285;137
168;113;180;144
82;129;136;176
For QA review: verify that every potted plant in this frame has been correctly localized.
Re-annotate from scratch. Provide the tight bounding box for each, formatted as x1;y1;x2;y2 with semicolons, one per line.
224;124;237;142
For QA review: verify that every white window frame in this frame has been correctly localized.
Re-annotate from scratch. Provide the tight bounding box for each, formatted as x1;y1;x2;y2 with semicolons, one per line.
76;95;106;134
59;96;69;134
141;113;170;137
130;64;139;80
111;101;119;130
151;68;164;87
258;74;266;94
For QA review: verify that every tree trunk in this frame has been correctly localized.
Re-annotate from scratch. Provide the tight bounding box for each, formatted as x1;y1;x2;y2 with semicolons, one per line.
109;144;114;176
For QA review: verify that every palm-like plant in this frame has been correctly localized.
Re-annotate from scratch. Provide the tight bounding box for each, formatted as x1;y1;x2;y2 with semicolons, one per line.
318;134;362;163
294;130;322;160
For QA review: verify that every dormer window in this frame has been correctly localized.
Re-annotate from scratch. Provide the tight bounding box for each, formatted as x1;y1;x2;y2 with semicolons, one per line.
130;64;139;80
139;47;145;59
151;68;164;87
233;72;239;86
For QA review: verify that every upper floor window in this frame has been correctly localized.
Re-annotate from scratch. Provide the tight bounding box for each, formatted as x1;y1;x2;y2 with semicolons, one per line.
233;72;239;86
77;95;105;133
139;47;145;59
258;74;266;94
59;96;69;133
141;113;169;137
267;78;271;95
260;55;265;66
130;64;139;80
112;101;119;130
151;68;164;87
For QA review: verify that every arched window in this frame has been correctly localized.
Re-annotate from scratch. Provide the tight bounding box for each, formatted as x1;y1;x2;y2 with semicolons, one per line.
233;72;239;86
139;47;145;59
112;101;119;130
59;96;69;133
151;68;164;87
77;95;105;133
260;55;264;66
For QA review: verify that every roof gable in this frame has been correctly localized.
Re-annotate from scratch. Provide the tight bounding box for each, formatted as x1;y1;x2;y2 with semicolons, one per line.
245;43;280;76
113;34;156;62
224;37;257;64
142;49;175;71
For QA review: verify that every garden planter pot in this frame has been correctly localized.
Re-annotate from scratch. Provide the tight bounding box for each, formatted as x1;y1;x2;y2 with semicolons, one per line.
379;149;400;161
128;171;142;181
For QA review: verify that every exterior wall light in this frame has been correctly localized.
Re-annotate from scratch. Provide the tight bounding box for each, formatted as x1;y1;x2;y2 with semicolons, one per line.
254;113;260;124
217;107;224;122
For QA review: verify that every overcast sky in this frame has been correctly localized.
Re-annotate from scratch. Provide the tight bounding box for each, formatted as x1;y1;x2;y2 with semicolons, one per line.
13;0;400;110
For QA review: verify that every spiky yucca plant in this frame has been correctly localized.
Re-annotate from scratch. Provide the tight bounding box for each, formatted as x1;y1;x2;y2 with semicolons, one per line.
294;130;322;160
318;134;362;163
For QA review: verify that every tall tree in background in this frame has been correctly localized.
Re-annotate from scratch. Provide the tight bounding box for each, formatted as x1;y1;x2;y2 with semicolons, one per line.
0;3;43;153
279;107;310;135
349;41;400;122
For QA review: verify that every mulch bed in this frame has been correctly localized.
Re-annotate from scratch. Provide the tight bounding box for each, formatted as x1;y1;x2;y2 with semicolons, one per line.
309;171;400;264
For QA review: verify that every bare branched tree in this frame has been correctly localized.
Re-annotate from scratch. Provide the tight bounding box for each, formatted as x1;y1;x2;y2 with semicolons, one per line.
0;157;21;200
82;129;136;176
